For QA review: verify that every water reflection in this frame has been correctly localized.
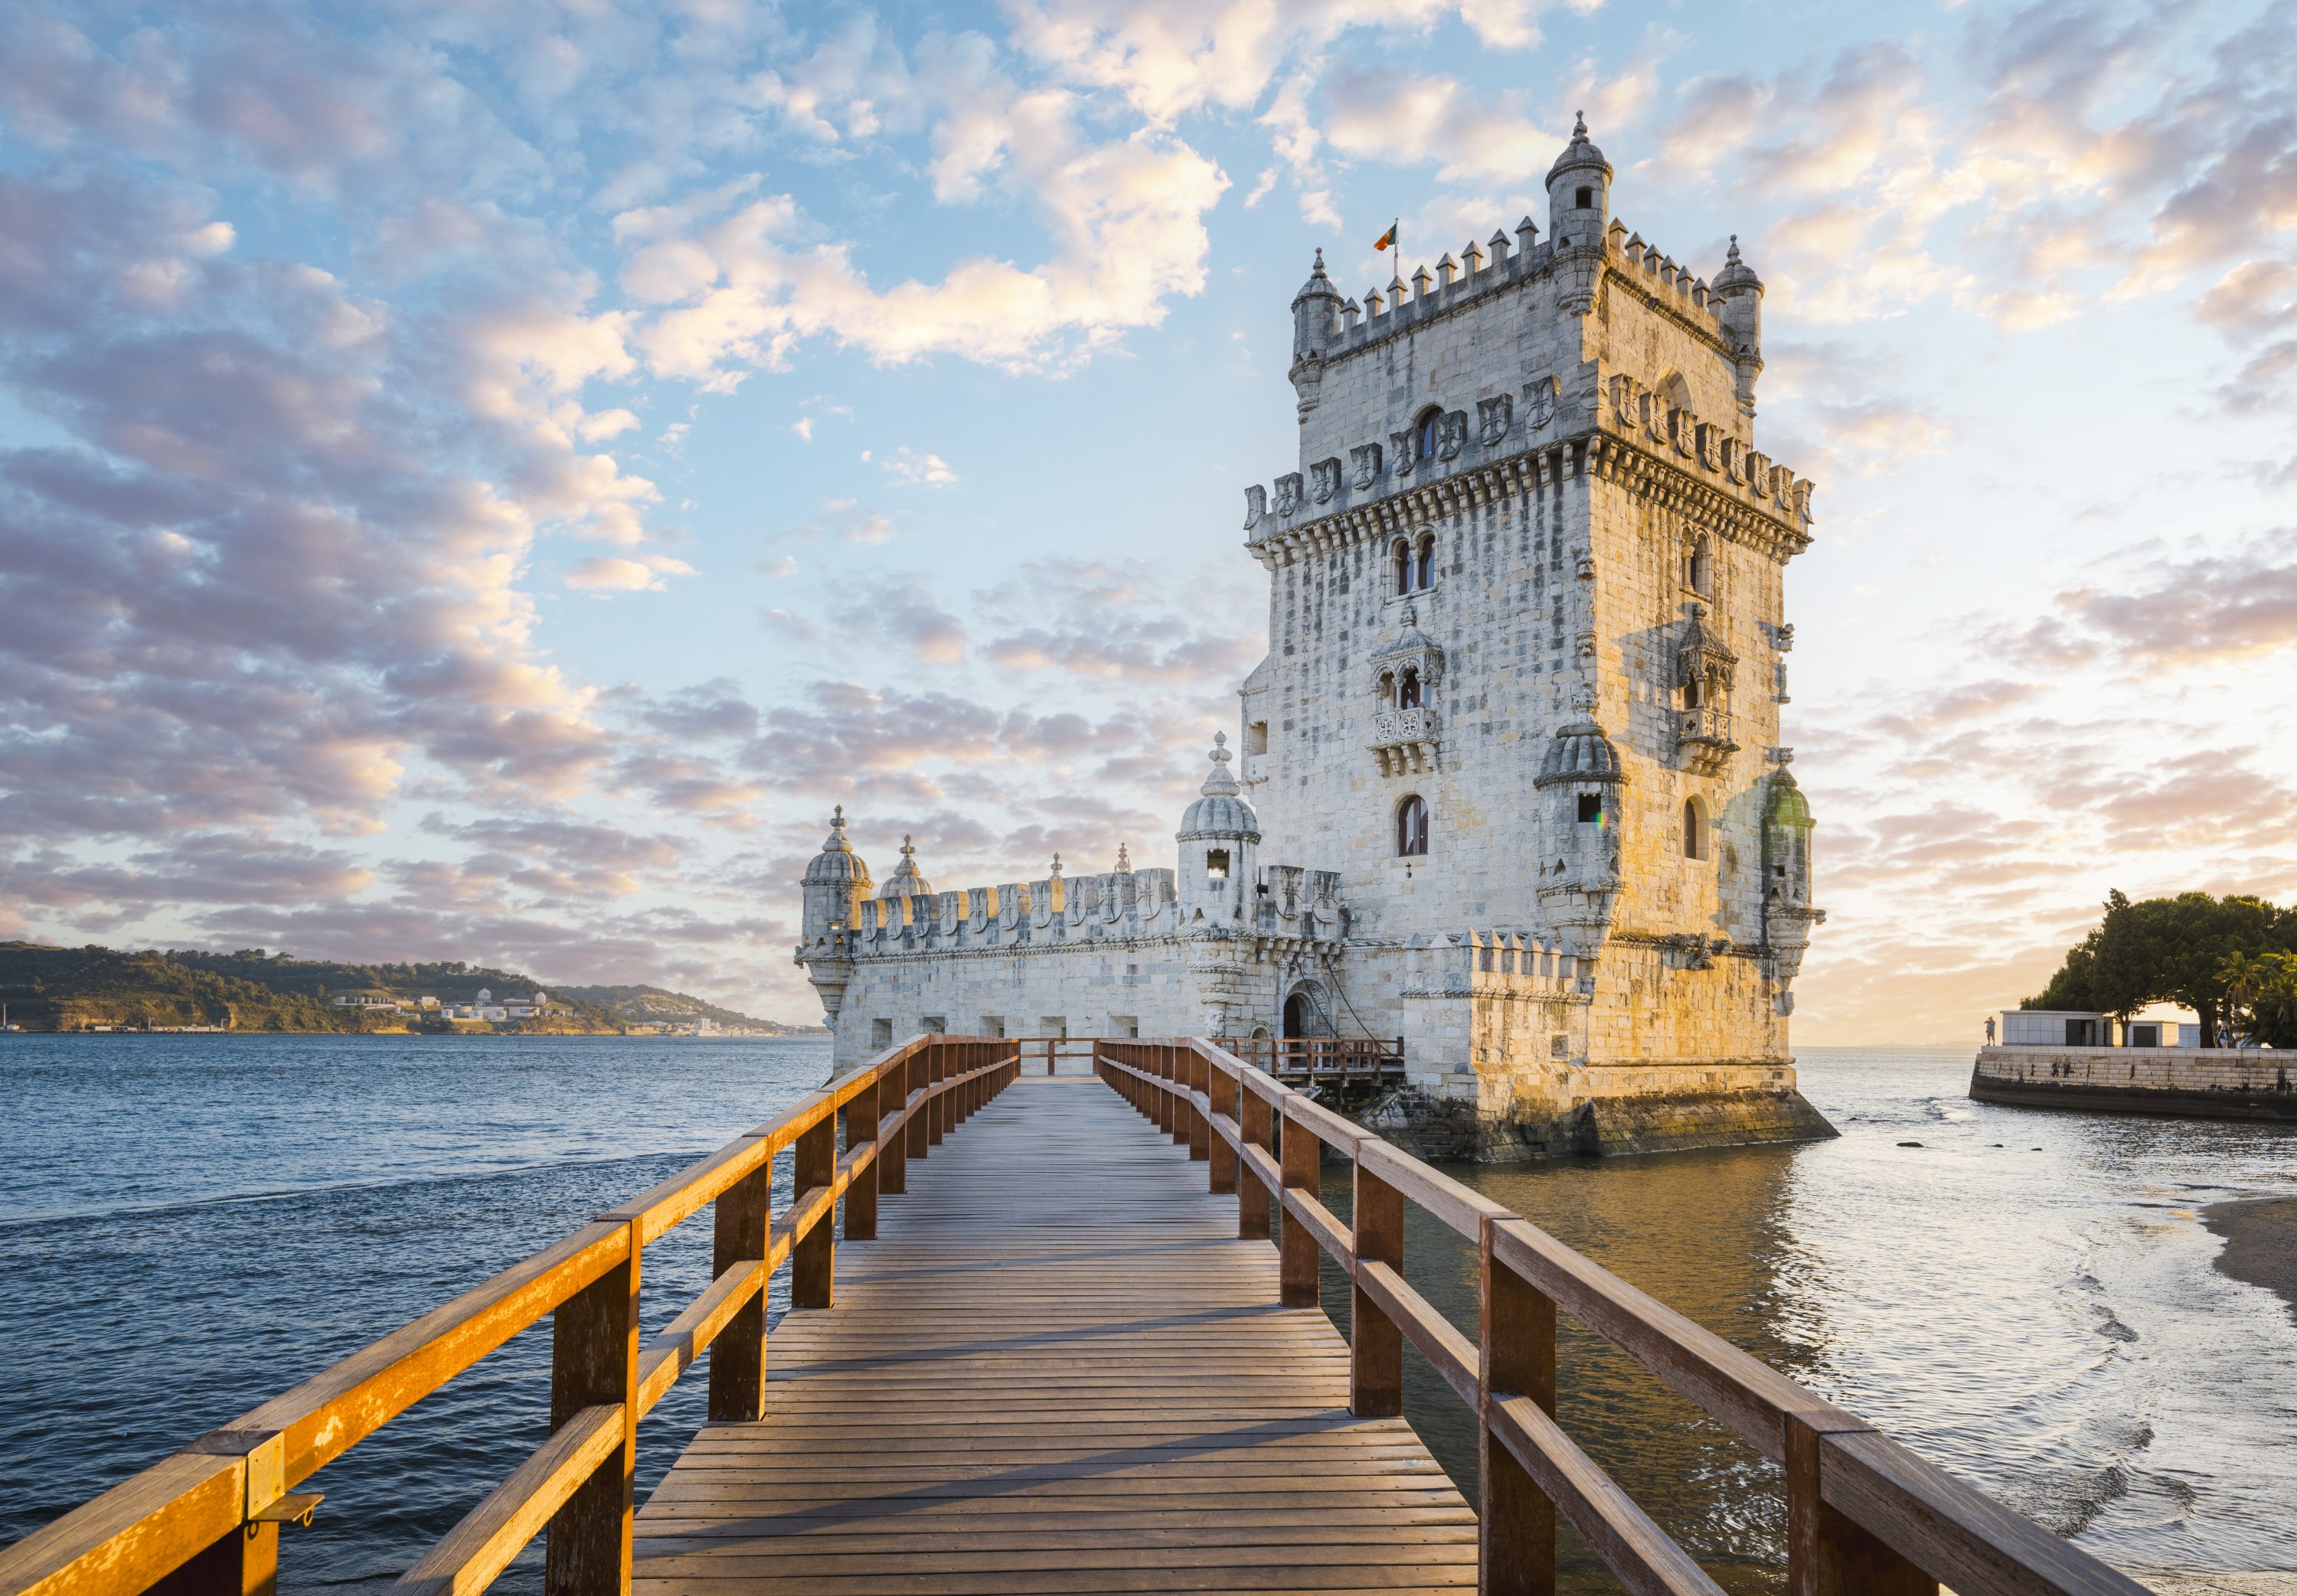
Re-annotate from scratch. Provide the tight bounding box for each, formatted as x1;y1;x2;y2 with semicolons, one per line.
1321;1050;2297;1594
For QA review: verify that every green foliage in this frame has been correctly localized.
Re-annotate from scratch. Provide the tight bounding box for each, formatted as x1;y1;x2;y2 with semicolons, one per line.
2220;951;2297;1049
2025;891;2297;1044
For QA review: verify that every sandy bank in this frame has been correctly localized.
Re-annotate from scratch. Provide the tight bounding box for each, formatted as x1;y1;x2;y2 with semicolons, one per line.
2203;1195;2297;1321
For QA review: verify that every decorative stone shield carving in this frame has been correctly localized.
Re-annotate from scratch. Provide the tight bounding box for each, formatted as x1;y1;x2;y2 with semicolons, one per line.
1273;473;1302;516
1390;430;1415;477
1475;394;1513;447
1349;442;1384;489
1309;457;1341;504
1528;376;1559;430
1243;485;1266;530
1436;410;1469;461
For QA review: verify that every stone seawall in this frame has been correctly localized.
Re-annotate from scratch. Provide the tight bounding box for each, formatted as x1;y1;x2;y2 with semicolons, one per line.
1970;1046;2297;1121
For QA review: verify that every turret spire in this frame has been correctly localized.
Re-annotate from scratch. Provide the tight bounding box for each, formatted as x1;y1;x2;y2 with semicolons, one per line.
1200;730;1240;798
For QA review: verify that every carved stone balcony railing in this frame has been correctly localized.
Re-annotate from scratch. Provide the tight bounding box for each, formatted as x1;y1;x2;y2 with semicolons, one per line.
1369;706;1438;776
1675;703;1737;775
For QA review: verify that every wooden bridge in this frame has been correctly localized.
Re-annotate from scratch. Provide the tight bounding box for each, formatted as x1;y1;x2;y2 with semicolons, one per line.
2;1036;2150;1596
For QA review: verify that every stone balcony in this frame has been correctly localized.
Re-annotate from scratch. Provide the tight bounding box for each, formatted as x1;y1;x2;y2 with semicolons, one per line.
1675;704;1737;775
1370;706;1439;776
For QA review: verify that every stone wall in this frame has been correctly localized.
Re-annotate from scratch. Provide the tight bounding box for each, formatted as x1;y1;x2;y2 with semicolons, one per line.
1971;1046;2297;1120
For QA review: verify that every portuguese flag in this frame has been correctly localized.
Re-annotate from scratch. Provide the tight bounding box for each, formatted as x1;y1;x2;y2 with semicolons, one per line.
1374;221;1398;252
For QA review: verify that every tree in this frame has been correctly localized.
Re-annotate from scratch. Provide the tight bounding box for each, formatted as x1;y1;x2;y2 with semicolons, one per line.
2221;951;2297;1048
2027;889;2287;1046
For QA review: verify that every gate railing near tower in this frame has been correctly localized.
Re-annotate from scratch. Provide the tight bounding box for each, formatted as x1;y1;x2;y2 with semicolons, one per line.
1094;1036;2148;1596
1225;1033;1405;1085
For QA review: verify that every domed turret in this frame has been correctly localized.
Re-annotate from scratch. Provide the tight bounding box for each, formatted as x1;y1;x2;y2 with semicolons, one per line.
1289;248;1347;416
1535;708;1626;961
1761;756;1823;1012
1710;235;1765;415
1545;111;1613;251
800;806;873;943
1177;733;1260;929
877;835;934;899
1178;731;1262;841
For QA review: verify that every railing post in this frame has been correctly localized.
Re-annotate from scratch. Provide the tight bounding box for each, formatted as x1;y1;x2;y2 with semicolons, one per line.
879;1057;910;1194
1351;1157;1403;1417
1278;1108;1319;1308
707;1147;770;1420
1187;1048;1211;1162
1787;1415;1937;1596
546;1220;639;1596
1207;1052;1237;1196
907;1046;929;1164
845;1072;880;1242
928;1044;948;1146
1238;1082;1272;1241
1479;1217;1554;1596
155;1433;283;1596
793;1108;835;1310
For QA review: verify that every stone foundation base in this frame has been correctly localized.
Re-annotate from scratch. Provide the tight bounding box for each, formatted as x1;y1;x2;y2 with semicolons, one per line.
1364;1084;1838;1163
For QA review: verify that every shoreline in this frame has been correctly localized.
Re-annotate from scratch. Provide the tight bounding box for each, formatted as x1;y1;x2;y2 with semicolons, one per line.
2204;1196;2297;1322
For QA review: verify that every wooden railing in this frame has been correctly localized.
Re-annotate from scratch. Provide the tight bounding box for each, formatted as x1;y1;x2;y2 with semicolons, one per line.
1094;1039;2151;1596
1224;1035;1404;1081
0;1036;1020;1596
1011;1036;1103;1074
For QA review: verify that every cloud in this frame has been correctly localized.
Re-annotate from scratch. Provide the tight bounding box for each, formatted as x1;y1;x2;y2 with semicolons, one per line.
882;446;958;485
619;126;1229;380
2000;529;2297;670
565;554;696;592
1321;69;1559;184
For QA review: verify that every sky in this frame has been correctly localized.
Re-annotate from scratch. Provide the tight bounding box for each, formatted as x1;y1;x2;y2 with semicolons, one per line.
1;0;2292;1040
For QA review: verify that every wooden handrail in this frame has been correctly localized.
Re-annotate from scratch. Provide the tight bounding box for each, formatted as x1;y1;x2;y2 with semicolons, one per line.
1092;1038;2152;1596
0;1036;1022;1596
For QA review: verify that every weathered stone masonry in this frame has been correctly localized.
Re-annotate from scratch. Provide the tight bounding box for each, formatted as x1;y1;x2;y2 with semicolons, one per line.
796;118;1835;1158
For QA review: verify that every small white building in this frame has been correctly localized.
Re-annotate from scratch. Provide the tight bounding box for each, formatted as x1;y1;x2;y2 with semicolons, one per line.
1996;1009;2201;1047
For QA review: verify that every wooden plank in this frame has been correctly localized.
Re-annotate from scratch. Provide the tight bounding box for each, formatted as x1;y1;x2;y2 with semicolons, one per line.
632;1074;1477;1596
1487;1395;1723;1596
395;1405;624;1596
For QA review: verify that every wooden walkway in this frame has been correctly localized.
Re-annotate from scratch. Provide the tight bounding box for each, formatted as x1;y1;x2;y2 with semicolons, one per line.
631;1073;1477;1594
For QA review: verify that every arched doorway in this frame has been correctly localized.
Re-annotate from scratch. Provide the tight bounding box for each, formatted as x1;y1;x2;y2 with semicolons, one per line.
1282;993;1309;1038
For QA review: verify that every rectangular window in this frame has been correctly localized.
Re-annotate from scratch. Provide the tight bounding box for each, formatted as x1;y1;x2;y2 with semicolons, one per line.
870;1017;893;1048
980;1016;1005;1039
921;1015;946;1033
1109;1015;1139;1038
1577;794;1603;824
1205;848;1230;880
1039;1016;1068;1039
1245;721;1269;755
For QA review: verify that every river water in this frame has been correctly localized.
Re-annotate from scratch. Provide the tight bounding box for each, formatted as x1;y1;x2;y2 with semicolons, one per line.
0;1037;2290;1593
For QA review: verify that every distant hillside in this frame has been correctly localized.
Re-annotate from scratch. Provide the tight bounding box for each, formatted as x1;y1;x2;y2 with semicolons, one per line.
0;942;822;1036
0;943;365;1032
556;984;825;1035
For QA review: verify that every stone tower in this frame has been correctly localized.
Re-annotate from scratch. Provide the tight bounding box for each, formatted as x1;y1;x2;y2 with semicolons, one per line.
1236;117;1831;1152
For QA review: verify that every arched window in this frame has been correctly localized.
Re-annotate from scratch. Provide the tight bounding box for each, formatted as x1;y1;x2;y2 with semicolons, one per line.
1397;795;1429;857
1415;407;1442;462
1683;677;1701;709
1399;667;1422;709
1392;540;1412;595
1413;533;1436;590
1682;798;1707;861
1377;669;1397;707
1684;536;1711;596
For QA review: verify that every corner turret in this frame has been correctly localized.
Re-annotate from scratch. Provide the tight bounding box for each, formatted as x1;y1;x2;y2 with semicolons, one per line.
1534;696;1625;971
1288;249;1347;419
1175;732;1261;931
1710;235;1765;417
1546;113;1613;315
1760;752;1824;1012
796;807;873;1030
